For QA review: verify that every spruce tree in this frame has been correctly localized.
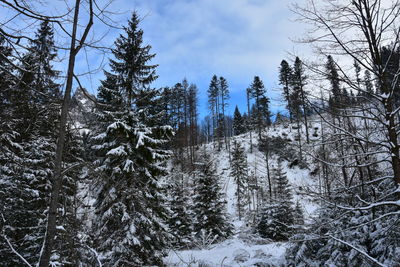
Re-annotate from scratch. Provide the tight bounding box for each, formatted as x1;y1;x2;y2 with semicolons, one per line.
258;161;294;241
293;201;305;227
0;20;83;266
230;140;249;220
0;21;68;265
219;76;229;148
208;75;220;143
193;151;233;243
233;105;245;135
291;57;309;143
92;12;172;266
168;173;194;248
249;76;270;139
279;59;294;122
326;55;341;110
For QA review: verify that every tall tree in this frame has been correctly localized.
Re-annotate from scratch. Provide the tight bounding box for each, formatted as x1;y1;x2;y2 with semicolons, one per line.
0;20;84;266
246;87;253;152
219;76;230;149
233;106;245;135
258;161;294;241
249;76;270;140
39;2;95;265
230;140;249;220
208;75;220;144
187;83;198;166
279;59;294;122
92;12;172;266
193;151;233;242
326;55;341;110
292;57;310;143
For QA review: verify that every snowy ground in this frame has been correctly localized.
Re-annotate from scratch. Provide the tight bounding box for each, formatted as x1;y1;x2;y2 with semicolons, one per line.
164;238;288;266
164;122;320;266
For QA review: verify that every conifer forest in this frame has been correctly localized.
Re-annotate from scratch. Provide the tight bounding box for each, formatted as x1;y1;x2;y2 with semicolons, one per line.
0;0;400;266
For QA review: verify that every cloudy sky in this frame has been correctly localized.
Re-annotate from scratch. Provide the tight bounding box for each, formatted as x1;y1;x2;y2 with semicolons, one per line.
129;0;308;117
70;0;308;118
1;0;309;118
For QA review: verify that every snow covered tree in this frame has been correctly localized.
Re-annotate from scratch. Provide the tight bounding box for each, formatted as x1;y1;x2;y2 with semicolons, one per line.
364;70;374;96
293;201;305;228
168;172;194;248
0;20;69;266
92;12;172;266
285;1;400;265
193;151;233;244
230;140;249;220
258;161;294;241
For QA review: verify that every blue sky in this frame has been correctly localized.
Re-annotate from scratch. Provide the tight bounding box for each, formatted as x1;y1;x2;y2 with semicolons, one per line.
71;0;309;119
1;0;308;119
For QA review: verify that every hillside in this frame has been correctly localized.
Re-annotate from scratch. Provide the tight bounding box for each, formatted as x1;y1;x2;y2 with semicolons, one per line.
165;120;320;266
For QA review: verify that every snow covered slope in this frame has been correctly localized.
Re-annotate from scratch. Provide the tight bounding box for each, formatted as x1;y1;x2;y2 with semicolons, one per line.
164;120;321;266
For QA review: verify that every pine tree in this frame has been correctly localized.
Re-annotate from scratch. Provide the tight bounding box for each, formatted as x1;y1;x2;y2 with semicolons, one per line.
219;76;229;148
193;151;233;243
230;140;249;220
354;59;361;88
293;201;305;227
381;45;400;101
92;12;172;266
0;21;67;265
291;57;309;143
249;76;270;139
0;20;85;265
187;83;198;165
326;55;341;110
258;161;294;241
233;106;245;135
208;75;220;143
168;172;194;248
279;59;294;122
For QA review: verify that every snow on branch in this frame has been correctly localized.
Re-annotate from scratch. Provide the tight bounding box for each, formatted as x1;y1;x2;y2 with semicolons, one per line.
1;213;33;267
328;235;387;267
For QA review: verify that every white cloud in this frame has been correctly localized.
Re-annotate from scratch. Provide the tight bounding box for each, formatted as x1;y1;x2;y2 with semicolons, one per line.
121;0;310;91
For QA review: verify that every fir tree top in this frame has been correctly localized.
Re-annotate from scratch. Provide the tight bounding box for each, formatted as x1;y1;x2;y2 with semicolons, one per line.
110;12;158;107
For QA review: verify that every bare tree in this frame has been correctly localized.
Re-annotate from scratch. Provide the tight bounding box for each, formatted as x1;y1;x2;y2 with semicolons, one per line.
287;1;400;265
293;0;400;186
0;1;116;265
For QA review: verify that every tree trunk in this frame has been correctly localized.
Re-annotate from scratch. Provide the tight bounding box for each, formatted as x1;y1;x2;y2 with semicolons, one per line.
39;0;92;265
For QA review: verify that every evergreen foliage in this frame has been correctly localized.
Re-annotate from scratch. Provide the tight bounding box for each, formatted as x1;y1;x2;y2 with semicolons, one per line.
168;173;194;248
286;179;400;266
91;12;172;266
0;20;84;266
233;106;245;135
193;151;233;243
326;55;341;110
279;59;294;121
249;76;271;139
257;161;295;241
230;140;249;220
